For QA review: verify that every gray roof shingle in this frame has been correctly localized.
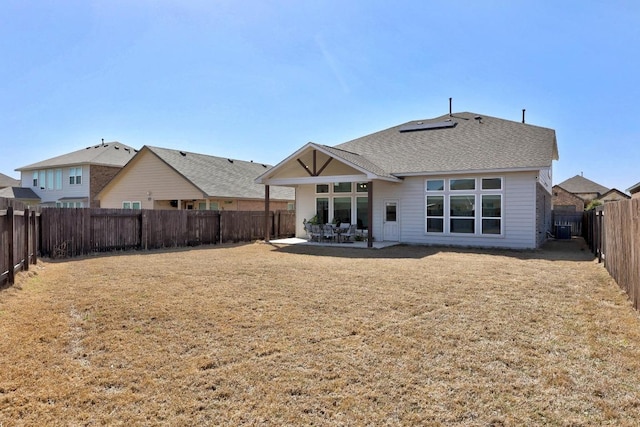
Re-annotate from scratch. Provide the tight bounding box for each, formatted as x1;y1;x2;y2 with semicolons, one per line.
0;172;20;188
334;112;558;175
556;175;609;194
0;186;40;200
147;146;295;201
17;142;137;170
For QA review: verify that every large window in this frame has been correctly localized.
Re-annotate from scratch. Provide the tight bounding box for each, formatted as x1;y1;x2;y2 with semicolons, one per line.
55;169;63;190
314;182;368;227
425;177;503;236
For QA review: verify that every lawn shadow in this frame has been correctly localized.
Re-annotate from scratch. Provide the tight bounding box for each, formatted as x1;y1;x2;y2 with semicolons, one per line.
269;237;596;262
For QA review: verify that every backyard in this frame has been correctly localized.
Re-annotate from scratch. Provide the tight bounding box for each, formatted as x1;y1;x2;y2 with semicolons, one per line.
1;239;640;426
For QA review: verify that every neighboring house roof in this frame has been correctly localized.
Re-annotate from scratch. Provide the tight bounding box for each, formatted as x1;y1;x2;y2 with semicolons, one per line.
16;142;137;170
627;181;640;194
0;186;41;200
109;146;295;201
333;112;558;175
598;188;631;201
556;175;609;195
0;172;20;188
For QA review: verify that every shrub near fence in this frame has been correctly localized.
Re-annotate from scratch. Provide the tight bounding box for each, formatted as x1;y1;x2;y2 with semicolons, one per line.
39;208;295;258
0;198;39;286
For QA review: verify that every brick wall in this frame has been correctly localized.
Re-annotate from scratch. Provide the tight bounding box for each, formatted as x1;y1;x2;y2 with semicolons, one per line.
552;185;584;212
90;165;122;208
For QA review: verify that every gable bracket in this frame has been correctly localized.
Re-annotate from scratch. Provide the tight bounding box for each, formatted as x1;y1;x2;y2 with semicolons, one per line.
296;149;333;177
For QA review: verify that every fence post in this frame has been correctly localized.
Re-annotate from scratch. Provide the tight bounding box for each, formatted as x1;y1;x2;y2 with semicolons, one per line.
31;211;37;265
7;206;14;285
23;208;29;272
140;210;148;250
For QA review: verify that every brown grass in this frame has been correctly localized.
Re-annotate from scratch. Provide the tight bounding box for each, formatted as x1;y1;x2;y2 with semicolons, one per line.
2;239;640;426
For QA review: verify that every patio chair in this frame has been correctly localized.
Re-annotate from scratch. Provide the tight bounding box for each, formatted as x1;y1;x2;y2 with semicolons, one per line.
322;224;336;242
304;222;314;241
310;224;322;242
340;224;357;242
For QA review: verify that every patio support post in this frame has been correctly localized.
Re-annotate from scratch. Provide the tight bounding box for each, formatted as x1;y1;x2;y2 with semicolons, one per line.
368;181;373;248
264;185;270;242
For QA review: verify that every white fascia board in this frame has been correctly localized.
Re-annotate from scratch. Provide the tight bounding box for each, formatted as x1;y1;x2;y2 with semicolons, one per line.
262;174;370;186
395;166;545;177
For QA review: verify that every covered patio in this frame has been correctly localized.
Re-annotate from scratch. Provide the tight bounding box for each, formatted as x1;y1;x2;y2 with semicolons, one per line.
268;237;399;249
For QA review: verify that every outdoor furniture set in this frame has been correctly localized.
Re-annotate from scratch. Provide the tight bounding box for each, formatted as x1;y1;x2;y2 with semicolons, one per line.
304;222;359;243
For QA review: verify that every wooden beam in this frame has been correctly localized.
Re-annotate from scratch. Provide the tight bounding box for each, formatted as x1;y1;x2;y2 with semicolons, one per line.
264;185;270;242
367;181;373;248
316;157;333;176
296;158;314;176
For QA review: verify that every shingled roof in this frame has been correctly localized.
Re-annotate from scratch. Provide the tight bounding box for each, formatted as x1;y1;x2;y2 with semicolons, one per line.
334;112;558;175
0;186;40;200
17;142;137;170
556;175;609;195
146;146;294;201
0;172;20;188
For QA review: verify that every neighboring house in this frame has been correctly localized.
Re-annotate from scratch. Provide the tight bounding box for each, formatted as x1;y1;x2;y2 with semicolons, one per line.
627;181;640;199
552;185;585;212
0;172;20;189
256;111;559;249
16;141;137;208
96;145;295;211
0;186;41;207
553;175;630;209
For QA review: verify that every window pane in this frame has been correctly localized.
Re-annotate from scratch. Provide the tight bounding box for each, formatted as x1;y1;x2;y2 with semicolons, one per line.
426;196;444;216
385;202;397;222
55;169;62;190
482;219;501;234
333;197;351;224
123;202;131;209
450;178;475;191
39;171;46;188
451;218;474;233
482;178;502;190
209;202;219;210
316;198;329;224
426;180;444;191
33;172;38;187
132;202;141;209
334;182;352;193
482;195;501;217
198;202;206;210
316;184;329;193
450;195;475;217
356;197;368;229
427;218;443;233
356;182;368;192
46;170;54;189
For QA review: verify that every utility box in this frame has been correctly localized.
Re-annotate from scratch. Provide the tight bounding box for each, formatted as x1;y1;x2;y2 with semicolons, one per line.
555;225;571;240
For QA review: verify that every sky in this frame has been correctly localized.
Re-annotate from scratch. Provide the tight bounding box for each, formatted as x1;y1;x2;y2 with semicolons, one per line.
1;0;639;192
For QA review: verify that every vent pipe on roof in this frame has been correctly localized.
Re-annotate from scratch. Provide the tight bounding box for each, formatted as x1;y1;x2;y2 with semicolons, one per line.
522;109;526;124
101;138;104;146
449;98;452;116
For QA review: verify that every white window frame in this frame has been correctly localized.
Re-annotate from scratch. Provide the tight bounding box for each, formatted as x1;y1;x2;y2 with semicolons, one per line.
122;201;141;210
425;177;504;236
69;167;82;185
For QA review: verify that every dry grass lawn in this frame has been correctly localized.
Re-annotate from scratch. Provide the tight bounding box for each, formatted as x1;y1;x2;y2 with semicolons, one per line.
2;239;640;426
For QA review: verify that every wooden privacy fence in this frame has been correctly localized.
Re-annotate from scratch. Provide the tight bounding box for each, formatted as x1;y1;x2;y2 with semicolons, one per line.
585;200;640;310
551;211;583;236
40;208;295;258
0;199;40;286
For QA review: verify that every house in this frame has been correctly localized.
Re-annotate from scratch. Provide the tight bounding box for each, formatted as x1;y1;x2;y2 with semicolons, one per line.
16;141;137;208
256;111;559;249
96;145;295;211
0;172;20;189
627;181;640;199
0;186;41;207
553;175;630;210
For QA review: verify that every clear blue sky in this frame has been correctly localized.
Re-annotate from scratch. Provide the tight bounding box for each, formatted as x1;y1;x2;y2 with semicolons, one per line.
1;1;639;191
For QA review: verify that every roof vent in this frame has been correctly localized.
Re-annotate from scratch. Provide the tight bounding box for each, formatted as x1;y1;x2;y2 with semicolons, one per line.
179;151;186;156
114;145;120;149
227;159;234;163
474;116;483;124
262;164;267;168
